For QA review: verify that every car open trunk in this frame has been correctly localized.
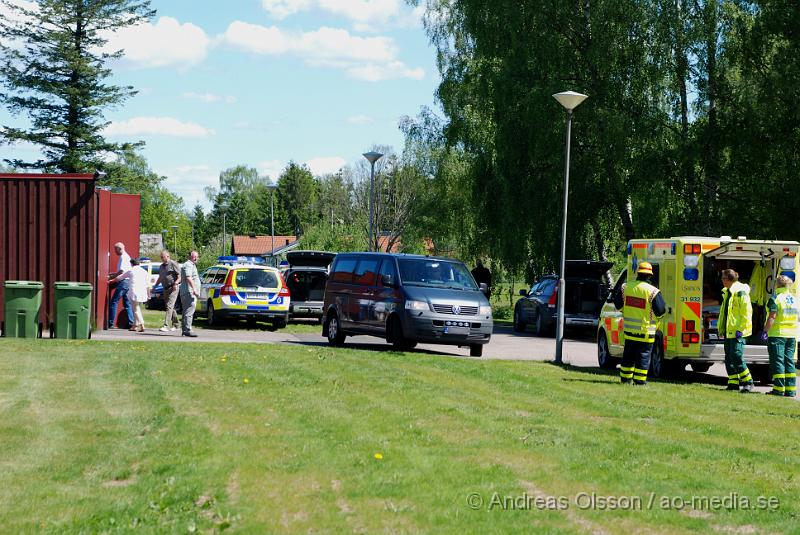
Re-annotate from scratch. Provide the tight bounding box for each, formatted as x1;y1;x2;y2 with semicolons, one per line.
564;278;609;316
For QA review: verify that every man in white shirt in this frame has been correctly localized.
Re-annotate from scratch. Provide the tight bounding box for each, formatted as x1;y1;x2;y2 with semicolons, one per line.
180;250;202;337
108;242;134;329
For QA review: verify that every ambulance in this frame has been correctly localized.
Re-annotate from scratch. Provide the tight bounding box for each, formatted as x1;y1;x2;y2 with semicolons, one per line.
597;237;800;378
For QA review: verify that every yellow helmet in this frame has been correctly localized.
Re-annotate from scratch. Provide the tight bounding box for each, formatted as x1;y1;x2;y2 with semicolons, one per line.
637;262;654;275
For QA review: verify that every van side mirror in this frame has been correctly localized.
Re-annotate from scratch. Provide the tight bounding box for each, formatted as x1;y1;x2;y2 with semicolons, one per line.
519;289;527;296
381;274;395;287
479;283;489;295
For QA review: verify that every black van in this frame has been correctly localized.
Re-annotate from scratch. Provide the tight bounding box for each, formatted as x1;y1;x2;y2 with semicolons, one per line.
322;252;493;356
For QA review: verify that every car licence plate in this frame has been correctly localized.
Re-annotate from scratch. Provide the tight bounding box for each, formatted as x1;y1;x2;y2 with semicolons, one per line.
248;293;267;299
444;326;470;335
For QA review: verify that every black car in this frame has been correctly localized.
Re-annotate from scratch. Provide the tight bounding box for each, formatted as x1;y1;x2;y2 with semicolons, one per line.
283;250;336;322
513;260;612;335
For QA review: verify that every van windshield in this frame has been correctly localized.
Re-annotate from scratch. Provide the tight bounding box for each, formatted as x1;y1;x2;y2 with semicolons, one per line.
397;259;478;290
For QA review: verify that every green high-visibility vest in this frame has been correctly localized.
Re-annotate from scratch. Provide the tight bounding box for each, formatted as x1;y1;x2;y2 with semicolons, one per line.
768;287;798;338
623;280;659;343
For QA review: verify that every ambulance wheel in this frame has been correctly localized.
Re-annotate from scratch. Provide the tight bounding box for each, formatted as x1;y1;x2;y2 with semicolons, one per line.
207;301;219;327
513;309;526;332
690;362;712;374
597;330;617;369
649;338;677;379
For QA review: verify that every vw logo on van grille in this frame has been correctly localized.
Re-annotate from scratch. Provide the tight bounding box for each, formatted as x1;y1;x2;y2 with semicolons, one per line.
452;305;461;315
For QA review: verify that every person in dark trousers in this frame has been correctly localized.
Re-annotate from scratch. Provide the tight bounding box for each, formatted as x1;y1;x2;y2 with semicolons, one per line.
614;262;666;385
760;274;797;397
108;242;134;329
718;269;755;393
471;260;492;297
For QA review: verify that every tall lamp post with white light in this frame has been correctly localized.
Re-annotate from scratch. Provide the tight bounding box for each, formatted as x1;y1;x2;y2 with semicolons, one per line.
266;181;278;266
362;151;383;252
552;90;588;364
171;225;178;257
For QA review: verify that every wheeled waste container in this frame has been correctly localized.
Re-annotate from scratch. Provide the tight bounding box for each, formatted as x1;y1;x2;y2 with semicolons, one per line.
52;282;93;339
2;280;44;338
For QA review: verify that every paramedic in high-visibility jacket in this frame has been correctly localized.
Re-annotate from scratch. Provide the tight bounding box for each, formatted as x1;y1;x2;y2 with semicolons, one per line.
614;262;666;385
718;269;755;393
760;274;797;397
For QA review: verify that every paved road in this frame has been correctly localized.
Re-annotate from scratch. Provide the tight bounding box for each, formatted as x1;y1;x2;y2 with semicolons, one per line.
91;323;796;397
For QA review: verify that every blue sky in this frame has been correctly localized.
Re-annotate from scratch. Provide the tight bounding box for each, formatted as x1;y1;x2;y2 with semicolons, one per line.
1;0;440;208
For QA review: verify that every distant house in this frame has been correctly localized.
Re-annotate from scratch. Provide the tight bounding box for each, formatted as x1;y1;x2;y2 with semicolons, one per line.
231;234;299;264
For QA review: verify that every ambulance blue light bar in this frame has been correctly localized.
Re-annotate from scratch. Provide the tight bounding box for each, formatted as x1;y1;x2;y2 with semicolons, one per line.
217;255;266;265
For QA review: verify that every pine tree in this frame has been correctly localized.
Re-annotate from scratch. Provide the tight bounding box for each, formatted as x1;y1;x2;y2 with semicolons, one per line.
0;0;154;171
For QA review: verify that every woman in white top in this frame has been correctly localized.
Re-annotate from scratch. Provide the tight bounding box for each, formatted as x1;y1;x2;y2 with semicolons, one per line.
127;258;150;332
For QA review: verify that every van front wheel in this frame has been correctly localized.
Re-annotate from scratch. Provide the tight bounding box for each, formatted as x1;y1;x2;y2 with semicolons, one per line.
389;316;417;351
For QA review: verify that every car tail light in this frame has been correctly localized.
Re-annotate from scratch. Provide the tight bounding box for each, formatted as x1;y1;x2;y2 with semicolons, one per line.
278;274;291;297
548;282;559;306
220;270;236;296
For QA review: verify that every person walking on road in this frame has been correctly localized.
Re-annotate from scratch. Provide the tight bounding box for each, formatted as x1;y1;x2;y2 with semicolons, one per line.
127;258;150;333
108;242;134;329
761;275;797;397
180;250;202;338
156;250;182;332
718;269;755;393
614;262;666;386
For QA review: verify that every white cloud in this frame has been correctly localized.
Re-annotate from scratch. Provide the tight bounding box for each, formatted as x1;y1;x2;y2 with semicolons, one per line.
346;61;425;82
258;0;422;31
261;0;312;19
306;156;346;175
104;16;211;69
158;165;219;209
347;114;374;125
104;117;215;138
257;160;286;181
183;92;237;104
221;22;423;81
318;0;401;32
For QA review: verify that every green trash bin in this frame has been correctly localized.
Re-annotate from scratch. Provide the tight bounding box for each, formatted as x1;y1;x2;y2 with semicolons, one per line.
52;282;93;339
2;280;44;338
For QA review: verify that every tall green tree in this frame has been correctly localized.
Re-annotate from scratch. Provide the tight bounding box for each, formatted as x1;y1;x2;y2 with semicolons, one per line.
277;162;318;236
0;0;155;171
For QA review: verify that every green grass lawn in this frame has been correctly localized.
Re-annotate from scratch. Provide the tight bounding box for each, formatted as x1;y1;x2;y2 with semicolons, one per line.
1;340;798;533
141;309;322;335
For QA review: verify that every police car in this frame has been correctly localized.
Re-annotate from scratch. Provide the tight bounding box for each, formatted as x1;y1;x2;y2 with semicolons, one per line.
197;256;290;328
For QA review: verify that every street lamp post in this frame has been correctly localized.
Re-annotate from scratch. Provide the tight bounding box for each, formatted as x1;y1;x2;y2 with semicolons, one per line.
552;91;588;365
362;151;383;252
266;182;278;266
171;225;178;256
161;229;168;252
222;210;227;258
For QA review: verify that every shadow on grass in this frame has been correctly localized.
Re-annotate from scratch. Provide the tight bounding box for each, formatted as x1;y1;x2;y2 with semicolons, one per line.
545;360;730;387
284;339;466;358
